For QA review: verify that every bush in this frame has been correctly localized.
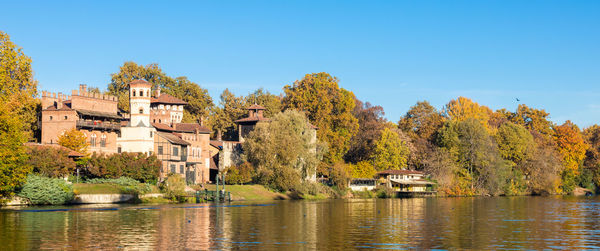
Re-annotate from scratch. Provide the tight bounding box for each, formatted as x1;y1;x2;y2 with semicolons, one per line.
160;174;186;202
225;162;255;185
18;175;74;205
296;181;334;196
27;145;76;178
330;162;351;189
85;177;152;195
86;152;160;183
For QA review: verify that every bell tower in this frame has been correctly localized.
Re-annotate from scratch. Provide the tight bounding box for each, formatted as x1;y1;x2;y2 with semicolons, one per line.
129;79;152;127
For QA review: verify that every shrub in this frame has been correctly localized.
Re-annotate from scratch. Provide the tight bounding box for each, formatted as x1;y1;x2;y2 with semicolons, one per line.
87;152;160;183
160;174;187;202
27;145;76;178
18;175;74;205
296;181;334;196
225;162;255;185
330;162;351;189
85;177;152;194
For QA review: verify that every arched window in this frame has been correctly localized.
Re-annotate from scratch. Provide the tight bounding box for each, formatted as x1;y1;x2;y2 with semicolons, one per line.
90;134;97;147
100;134;107;147
139;108;144;114
132;89;136;97
146;90;150;97
139;90;144;97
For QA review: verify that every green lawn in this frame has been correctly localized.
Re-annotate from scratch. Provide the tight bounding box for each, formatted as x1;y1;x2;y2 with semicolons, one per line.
203;184;289;201
73;183;160;195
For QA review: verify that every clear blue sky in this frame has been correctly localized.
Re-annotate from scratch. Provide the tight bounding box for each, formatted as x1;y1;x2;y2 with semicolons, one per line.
2;1;599;127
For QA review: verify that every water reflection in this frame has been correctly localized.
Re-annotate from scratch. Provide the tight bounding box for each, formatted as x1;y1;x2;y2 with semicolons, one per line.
1;197;600;249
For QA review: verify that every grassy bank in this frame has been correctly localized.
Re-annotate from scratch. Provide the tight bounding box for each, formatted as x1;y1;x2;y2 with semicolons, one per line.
204;184;290;201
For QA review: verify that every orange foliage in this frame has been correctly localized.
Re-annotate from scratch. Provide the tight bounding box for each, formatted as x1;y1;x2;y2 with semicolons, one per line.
554;121;588;174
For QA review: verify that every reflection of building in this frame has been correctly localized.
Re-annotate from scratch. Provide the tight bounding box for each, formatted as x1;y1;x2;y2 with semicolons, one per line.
40;80;211;184
377;170;434;192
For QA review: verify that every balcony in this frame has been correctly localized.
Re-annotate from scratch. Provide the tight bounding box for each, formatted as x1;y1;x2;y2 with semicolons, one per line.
77;120;121;131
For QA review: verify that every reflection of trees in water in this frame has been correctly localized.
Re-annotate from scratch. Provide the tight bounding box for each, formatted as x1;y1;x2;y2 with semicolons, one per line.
2;198;600;249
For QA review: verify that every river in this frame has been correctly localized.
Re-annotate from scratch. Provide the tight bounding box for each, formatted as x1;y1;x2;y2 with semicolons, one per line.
1;196;599;250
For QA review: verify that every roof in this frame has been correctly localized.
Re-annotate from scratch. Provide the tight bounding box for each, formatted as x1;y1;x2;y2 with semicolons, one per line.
24;143;85;158
151;94;187;105
174;123;211;133
210;140;223;149
247;104;266;110
130;79;151;86
377;169;425;175
151;122;176;132
234;116;270;123
76;109;122;119
156;131;190;146
390;179;435;185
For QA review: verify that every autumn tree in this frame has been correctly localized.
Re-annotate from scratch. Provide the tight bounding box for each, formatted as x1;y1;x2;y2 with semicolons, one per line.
27;146;76;178
583;125;600;190
523;144;562;195
398;101;445;170
58;128;89;154
245;88;282;118
437;118;510;195
108;62;213;120
422;147;459;195
345;99;387;163
371;128;410;171
283;72;359;168
208;89;247;140
243;110;325;191
350;161;376;179
554;121;588;193
443;97;492;129
0;31;37;196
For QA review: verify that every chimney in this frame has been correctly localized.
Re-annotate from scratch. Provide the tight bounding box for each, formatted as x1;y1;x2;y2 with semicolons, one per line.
79;84;87;93
57;92;63;109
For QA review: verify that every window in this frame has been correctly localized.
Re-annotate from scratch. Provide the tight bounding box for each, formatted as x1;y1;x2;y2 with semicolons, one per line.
139;108;143;114
159;119;161;123
90;134;97;147
146;90;150;97
150;131;153;138
100;134;106;147
170;164;176;173
158;146;163;155
64;116;68;120
132;89;136;96
49;116;53;121
139;90;143;97
173;146;178;157
118;147;122;153
180;165;184;174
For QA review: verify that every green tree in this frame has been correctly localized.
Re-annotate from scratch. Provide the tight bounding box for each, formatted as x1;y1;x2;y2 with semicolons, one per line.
243;110;325;191
27;146;76;178
495;122;535;167
372;128;410;171
283;72;359;168
87;152;160;183
108;62;212;120
58;128;89;154
245;88;282;118
208;89;247;140
225;162;255;185
437;118;510;195
18;175;74;205
0;31;37;197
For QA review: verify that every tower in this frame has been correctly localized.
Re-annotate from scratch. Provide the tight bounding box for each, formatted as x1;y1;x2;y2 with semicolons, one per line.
129;79;152;127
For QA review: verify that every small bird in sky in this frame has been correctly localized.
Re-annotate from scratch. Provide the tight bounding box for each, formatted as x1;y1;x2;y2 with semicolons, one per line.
516;98;520;102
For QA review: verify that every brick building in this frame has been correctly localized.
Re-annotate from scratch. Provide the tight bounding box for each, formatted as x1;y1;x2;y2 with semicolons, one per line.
40;80;211;184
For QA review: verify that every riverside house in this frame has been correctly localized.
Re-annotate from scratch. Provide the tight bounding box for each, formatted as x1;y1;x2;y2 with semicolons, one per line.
377;170;435;192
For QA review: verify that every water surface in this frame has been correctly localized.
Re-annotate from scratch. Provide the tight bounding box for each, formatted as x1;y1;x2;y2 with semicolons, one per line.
1;196;599;250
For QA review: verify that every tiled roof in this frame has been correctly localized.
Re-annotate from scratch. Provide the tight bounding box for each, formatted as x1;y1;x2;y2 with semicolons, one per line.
247;104;266;110
377;169;425;175
76;109;123;119
151;122;176;132
130;79;151;85
156;131;190;146
210;140;223;148
151;94;187;105
234;116;270;123
174;123;211;133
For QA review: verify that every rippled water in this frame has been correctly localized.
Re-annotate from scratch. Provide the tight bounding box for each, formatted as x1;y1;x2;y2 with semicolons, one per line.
1;196;600;250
